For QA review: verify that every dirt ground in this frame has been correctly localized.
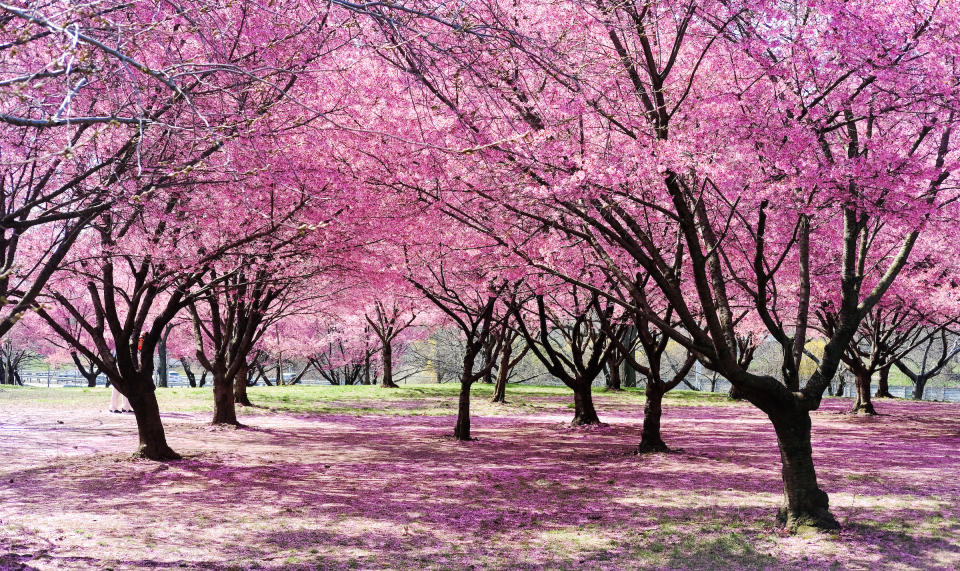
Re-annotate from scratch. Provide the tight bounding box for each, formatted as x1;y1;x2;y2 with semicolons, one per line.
0;385;958;570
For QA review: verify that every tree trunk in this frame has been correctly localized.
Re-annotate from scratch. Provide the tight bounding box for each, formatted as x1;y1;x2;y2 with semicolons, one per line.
606;355;622;391
729;383;746;400
874;366;893;398
913;376;927;400
156;333;168;388
637;382;668;453
491;369;507;403
491;342;512;403
73;352;100;388
623;363;636;388
454;378;473;440
482;341;495;384
211;369;240;426
234;361;252;406
380;341;398;388
571;383;601;425
622;326;637;388
183;363;197;388
851;370;877;414
127;385;181;460
771;408;839;532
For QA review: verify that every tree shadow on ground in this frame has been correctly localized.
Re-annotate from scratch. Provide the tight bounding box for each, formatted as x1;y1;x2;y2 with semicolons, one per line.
0;396;958;569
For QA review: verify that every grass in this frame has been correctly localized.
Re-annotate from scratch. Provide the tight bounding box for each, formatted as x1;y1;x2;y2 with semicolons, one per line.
0;382;741;418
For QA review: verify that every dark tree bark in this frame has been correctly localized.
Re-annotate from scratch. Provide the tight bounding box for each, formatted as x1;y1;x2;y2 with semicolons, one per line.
600;274;697;453
851;369;877;415
638;383;668;453
71;351;102;388
409;272;504;441
211;370;239;425
893;329;959;401
380;341;399;388
188;265;287;422
513;291;619;427
481;335;496;384
571;384;600;425
274;359;284;386
771;406;838;532
449;300;501;440
491;329;527;403
234;361;252;406
127;379;181;460
874;365;893;398
454;376;473;440
155;326;170;388
366;302;417;389
913;377;928;400
491;341;511;403
605;350;623;391
183;361;198;387
622;326;638;388
835;372;846;397
363;354;372;385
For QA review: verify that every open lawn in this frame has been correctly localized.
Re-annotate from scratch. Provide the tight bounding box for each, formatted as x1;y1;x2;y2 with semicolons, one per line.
0;384;958;570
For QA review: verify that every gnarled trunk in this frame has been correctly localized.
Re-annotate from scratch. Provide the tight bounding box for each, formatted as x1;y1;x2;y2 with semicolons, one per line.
851;370;877;414
571;383;600;425
770;408;839;532
127;385;181;460
380;341;398;388
638;383;668;453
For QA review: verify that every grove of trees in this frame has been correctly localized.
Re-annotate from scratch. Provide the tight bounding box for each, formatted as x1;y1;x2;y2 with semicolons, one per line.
2;0;959;534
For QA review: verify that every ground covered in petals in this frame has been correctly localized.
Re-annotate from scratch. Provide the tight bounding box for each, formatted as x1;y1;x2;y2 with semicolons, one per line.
0;384;958;570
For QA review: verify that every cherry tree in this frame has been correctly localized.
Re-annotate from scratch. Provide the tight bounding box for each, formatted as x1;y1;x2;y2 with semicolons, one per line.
512;283;622;426
363;296;420;388
15;0;362;458
405;240;510;440
354;0;960;532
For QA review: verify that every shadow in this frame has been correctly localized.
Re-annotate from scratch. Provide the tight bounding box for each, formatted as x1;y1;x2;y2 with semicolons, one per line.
0;394;958;569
